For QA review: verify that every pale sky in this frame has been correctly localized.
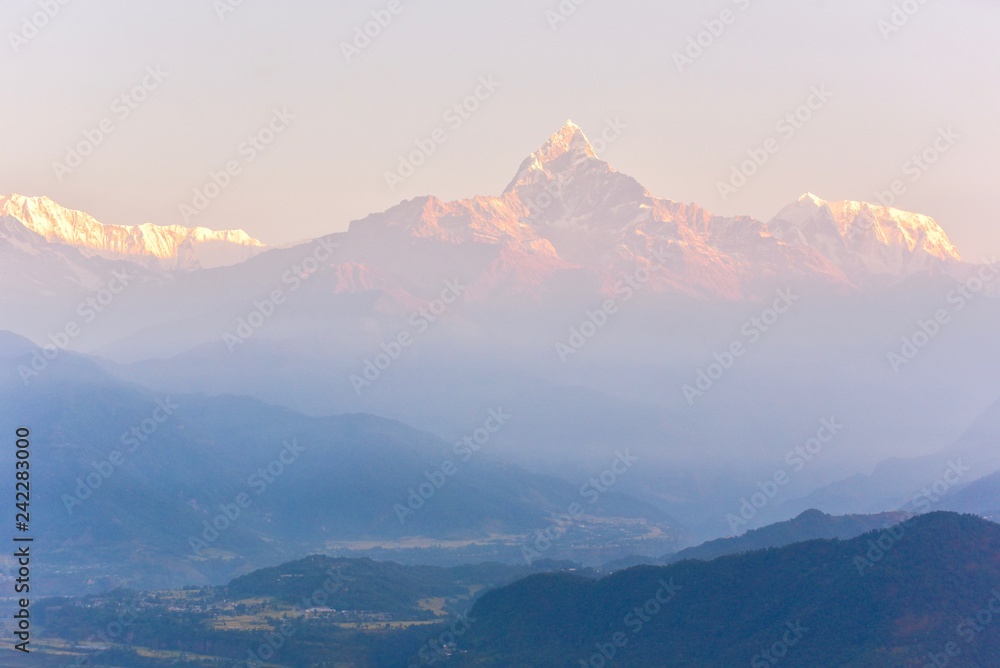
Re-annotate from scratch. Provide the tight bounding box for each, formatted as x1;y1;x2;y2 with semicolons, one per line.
2;0;998;256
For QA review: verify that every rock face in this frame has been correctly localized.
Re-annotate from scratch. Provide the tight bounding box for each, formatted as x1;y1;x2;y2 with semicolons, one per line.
343;121;966;301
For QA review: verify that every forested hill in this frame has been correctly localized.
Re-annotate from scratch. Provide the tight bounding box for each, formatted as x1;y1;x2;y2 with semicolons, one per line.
458;512;1000;667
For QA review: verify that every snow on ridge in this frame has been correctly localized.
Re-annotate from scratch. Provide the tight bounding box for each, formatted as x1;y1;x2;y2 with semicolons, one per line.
0;194;265;269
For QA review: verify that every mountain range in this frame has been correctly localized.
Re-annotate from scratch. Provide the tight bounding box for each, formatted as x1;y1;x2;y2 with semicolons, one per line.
0;330;680;595
0;193;265;271
1;120;986;359
0;122;974;304
2;121;998;588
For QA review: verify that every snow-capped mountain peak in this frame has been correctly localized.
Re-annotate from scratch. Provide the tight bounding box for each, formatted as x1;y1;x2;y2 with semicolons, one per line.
769;193;961;277
354;121;970;301
504;120;603;193
0;194;265;270
533;119;598;163
0;121;973;305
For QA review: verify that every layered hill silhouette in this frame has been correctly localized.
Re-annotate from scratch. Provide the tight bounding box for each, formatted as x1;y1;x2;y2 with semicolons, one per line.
459;512;1000;667
0;331;679;594
605;508;913;571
